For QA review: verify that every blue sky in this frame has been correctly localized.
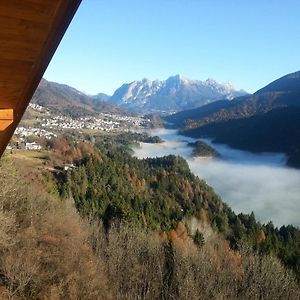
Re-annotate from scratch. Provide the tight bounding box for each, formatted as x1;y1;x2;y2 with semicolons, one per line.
44;0;300;95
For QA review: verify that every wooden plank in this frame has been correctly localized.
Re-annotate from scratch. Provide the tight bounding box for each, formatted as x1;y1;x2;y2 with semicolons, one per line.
0;98;19;109
0;11;50;27
0;38;41;50
0;45;39;62
0;81;28;91
0;0;56;22
0;109;13;131
0;27;49;45
0;59;33;103
0;15;49;32
0;120;14;131
0;59;33;75
0;109;13;120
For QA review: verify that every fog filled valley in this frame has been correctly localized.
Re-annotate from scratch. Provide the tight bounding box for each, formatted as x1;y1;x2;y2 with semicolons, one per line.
133;128;300;227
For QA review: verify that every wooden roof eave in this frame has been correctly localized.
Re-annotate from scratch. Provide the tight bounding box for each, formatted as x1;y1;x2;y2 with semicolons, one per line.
0;0;82;157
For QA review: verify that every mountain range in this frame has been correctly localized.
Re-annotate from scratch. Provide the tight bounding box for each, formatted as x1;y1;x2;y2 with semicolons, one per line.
30;75;247;117
165;71;300;168
106;75;247;113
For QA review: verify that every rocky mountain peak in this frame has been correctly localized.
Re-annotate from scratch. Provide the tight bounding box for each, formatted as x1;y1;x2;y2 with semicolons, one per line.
107;75;247;113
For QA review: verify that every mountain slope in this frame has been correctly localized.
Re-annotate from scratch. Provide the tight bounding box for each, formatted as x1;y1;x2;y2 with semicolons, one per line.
255;71;300;95
164;99;236;127
166;70;300;167
108;75;247;113
31;79;125;117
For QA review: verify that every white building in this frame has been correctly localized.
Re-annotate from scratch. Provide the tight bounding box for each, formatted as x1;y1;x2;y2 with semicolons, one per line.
25;142;42;150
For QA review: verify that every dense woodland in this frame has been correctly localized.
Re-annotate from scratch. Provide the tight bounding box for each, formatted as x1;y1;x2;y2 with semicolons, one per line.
188;141;220;158
0;134;300;299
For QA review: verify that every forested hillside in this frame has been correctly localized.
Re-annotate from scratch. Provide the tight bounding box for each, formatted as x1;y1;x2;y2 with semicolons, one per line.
0;135;300;299
55;136;300;279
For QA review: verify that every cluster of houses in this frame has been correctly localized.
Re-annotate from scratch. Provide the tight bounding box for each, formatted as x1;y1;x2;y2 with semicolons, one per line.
28;102;151;131
30;102;150;130
39;115;120;131
29;103;50;113
15;127;57;139
38;113;150;131
7;141;42;151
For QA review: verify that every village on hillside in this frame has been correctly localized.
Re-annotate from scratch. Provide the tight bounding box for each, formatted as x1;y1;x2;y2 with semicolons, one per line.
9;103;151;151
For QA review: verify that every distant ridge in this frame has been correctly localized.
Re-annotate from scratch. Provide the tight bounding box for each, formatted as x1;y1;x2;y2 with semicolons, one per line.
106;75;247;113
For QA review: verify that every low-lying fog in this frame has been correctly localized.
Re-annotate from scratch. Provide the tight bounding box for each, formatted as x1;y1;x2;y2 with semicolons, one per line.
132;128;300;227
